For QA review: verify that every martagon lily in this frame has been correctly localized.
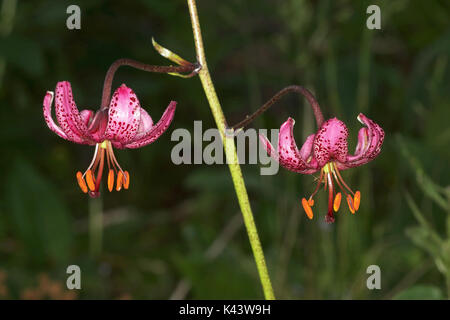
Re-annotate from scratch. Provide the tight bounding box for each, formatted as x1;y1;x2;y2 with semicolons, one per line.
259;92;384;223
43;81;176;197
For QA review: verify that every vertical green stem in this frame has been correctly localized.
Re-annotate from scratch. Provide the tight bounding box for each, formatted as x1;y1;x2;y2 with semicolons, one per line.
88;195;103;257
187;0;275;300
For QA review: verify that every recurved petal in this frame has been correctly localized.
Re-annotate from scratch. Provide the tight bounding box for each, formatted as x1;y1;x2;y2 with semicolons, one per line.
54;81;90;144
338;113;385;169
104;84;141;145
353;127;368;157
313;118;349;167
276;117;318;173
43;91;68;140
357;113;384;160
86;109;108;143
80;110;94;126
259;133;279;161
123;101;176;149
136;108;154;136
299;133;316;165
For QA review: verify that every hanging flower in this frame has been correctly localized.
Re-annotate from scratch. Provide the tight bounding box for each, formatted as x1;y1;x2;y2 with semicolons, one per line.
260;113;384;223
43;81;176;197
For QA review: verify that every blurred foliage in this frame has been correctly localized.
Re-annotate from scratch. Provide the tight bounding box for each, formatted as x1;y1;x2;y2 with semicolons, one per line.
398;136;450;298
393;285;443;300
0;0;449;299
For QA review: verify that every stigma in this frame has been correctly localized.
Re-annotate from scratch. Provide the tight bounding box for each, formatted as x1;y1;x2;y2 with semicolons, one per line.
301;162;361;223
76;141;129;197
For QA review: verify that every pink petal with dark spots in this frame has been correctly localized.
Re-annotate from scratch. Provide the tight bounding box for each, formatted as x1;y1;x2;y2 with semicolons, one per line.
260;117;318;174
313;117;349;167
299;133;316;165
54;81;90;144
278;118;319;173
80;110;94;126
353;127;368;157
259;133;279;161
124;101;176;149
136;108;154;137
87;109;109;143
43;91;68;140
104;84;141;146
337;113;384;169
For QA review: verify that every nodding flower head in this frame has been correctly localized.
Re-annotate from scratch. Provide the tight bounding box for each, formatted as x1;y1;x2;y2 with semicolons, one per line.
43;81;176;197
260;112;384;223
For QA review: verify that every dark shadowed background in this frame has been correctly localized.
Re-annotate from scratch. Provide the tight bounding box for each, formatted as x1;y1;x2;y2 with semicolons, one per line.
0;0;449;299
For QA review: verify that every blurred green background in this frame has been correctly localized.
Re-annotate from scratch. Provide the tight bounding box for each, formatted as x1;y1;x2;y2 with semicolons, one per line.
0;0;449;299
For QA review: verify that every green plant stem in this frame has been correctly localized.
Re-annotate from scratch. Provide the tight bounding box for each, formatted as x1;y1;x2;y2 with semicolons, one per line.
88;195;103;257
187;0;275;300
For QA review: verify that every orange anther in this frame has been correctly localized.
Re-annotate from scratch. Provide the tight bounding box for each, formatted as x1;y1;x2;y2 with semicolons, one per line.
346;194;355;214
116;171;123;191
354;191;361;211
76;171;88;193
308;198;314;206
301;198;314;220
107;169;114;192
333;192;342;212
123;171;130;189
85;170;96;191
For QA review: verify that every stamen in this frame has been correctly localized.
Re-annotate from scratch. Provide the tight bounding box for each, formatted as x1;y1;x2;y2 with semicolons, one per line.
346;195;355;214
107;169;114;192
116;171;123;191
76;140;129;196
331;168;353;200
354;191;361;211
332;162;355;196
84;144;100;173
107;141;125;173
123;171;130;189
76;171;88;193
106;146;112;171
85;170;96;191
301;198;313;219
333;192;342;212
309;170;324;200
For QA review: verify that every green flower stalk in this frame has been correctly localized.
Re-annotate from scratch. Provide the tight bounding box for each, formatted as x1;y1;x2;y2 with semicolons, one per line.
186;0;275;300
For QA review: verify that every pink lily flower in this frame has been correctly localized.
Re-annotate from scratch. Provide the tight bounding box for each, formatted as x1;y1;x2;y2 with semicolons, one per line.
260;110;384;223
43;81;176;197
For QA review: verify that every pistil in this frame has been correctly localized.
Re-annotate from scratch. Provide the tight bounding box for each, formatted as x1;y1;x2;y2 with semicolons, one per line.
325;171;335;223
